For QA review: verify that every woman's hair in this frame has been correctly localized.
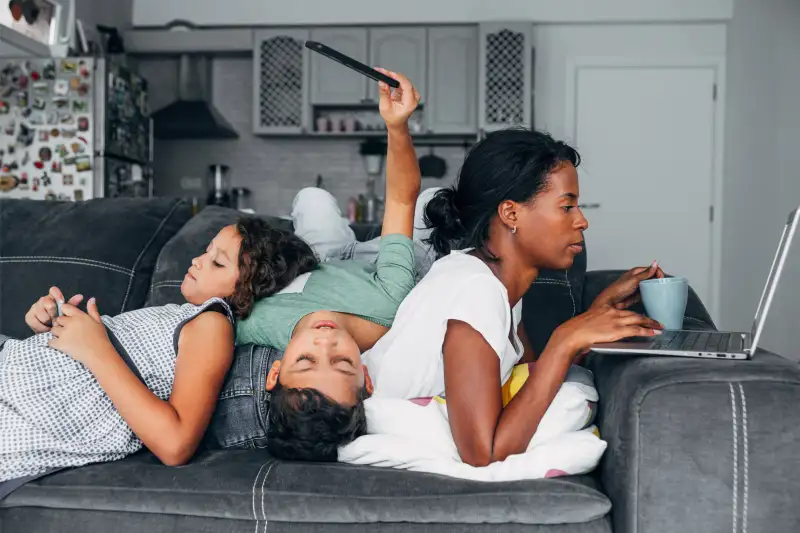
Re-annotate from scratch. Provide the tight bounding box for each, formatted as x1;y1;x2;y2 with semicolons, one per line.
424;129;581;257
229;217;319;319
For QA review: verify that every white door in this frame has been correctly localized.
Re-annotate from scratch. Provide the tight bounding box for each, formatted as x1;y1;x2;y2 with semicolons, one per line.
568;65;718;308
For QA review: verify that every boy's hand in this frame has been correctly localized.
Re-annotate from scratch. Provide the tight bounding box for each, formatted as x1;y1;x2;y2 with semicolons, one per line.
25;286;84;333
376;68;420;129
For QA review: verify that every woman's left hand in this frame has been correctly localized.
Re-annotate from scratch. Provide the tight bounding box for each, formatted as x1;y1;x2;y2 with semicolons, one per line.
591;261;665;310
49;298;111;365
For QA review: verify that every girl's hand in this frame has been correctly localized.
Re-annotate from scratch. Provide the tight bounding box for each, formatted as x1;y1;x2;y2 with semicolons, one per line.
376;68;420;129
551;306;664;357
25;286;84;333
590;261;665;310
49;298;111;365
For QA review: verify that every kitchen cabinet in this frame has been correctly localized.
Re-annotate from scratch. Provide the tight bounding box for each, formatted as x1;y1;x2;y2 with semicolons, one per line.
426;26;478;134
309;28;369;104
478;22;533;132
367;27;428;103
252;29;311;134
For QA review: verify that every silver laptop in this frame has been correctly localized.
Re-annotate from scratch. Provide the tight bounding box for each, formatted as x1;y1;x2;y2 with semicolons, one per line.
591;205;799;360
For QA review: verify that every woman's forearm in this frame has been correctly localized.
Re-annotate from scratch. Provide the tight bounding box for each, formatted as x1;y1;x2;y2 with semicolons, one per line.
84;344;189;465
490;340;576;462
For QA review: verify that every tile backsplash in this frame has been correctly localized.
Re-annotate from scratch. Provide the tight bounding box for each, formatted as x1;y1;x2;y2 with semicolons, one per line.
138;56;468;217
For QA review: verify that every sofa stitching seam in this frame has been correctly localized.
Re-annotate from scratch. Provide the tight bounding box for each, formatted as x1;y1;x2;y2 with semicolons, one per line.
0;258;131;276
0;256;132;273
121;201;182;313
730;383;739;533
739;383;749;533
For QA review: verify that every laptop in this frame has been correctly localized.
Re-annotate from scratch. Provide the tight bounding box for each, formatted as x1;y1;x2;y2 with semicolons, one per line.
591;205;799;360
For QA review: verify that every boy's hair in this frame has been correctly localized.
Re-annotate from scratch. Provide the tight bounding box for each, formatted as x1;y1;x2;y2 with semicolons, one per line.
229;217;319;319
266;383;369;462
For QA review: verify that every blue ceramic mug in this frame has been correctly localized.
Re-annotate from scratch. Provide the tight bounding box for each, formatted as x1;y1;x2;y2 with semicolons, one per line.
639;277;689;331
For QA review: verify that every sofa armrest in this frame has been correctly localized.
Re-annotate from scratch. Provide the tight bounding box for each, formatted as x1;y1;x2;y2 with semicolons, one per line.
582;270;716;330
586;349;800;533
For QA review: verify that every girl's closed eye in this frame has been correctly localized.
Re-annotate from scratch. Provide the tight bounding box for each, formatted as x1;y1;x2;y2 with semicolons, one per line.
562;205;575;212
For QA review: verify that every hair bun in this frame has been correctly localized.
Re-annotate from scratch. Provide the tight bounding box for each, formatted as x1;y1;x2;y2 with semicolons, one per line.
423;187;466;257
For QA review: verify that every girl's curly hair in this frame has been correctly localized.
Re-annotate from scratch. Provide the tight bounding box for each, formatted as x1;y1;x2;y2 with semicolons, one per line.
228;217;319;319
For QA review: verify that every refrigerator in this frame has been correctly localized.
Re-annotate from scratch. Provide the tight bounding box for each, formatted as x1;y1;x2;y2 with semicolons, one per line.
0;56;152;201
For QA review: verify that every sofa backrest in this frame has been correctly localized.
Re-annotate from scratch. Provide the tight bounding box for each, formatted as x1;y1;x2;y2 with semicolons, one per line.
151;205;588;356
0;198;192;339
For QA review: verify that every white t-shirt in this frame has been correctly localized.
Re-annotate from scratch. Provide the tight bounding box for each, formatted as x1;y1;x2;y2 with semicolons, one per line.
363;250;523;399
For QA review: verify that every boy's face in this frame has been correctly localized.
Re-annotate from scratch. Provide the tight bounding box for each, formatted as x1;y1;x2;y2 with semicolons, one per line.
266;311;373;405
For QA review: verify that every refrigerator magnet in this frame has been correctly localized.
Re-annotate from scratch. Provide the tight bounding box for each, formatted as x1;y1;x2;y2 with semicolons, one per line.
78;84;89;97
70;77;80;91
63;156;75;165
33;81;48;94
43;61;55;80
30;70;40;82
17;74;28;90
16;92;27;107
57;193;70;201
74;189;83;201
34;161;44;169
70;142;84;154
75;156;91;172
4;121;14;135
46;111;58;124
38;147;52;162
45;190;56;201
20;172;27;183
32;97;45;110
59;113;74;125
0;101;9;114
41;173;51;186
61;60;77;73
63;174;73;185
51;161;61;173
54;79;69;96
21;151;28;165
79;61;89;78
61;128;76;139
72;100;88;113
78;117;89;132
52;97;68;109
55;144;67;157
0;175;19;192
50;128;59;137
0;87;12;98
38;129;48;142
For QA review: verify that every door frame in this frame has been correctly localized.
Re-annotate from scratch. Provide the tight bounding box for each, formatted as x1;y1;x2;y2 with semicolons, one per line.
563;55;727;323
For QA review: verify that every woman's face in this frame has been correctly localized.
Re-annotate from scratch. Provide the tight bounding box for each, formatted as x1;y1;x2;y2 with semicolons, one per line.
513;162;589;270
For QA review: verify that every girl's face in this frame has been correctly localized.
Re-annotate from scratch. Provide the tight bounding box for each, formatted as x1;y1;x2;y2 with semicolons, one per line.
181;225;242;304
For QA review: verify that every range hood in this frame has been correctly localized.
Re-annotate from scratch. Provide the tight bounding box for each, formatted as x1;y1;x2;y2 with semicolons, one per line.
151;54;239;140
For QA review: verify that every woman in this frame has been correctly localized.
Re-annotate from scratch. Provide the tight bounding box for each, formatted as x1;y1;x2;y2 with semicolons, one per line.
270;127;664;466
0;216;315;495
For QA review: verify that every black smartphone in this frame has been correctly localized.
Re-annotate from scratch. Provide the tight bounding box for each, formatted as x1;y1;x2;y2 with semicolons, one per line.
304;40;400;89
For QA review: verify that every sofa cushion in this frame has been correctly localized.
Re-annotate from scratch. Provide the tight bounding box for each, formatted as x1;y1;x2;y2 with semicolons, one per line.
522;244;587;356
146;206;294;307
0;198;191;339
0;450;611;530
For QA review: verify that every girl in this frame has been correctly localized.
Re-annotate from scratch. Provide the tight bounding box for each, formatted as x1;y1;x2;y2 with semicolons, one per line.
0;217;318;494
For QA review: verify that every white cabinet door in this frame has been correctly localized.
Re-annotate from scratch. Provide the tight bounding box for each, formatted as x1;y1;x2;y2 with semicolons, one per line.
478;22;532;132
568;64;719;309
309;28;369;104
367;27;427;103
252;29;310;134
426;26;478;134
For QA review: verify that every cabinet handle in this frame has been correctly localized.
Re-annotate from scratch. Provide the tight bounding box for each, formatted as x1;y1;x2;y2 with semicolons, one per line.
578;203;601;209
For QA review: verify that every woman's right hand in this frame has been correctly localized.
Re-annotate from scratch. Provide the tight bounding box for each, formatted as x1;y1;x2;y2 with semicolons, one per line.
25;286;83;333
552;306;664;357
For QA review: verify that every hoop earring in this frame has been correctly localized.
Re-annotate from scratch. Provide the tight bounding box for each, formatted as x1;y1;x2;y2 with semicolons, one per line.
511;225;517;235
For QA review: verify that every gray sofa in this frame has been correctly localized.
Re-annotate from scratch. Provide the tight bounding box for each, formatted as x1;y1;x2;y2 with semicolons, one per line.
1;197;798;533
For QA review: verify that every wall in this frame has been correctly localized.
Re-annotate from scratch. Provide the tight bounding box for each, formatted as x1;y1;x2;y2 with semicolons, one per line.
532;23;727;140
132;0;733;27
75;0;133;42
719;0;800;358
138;56;465;216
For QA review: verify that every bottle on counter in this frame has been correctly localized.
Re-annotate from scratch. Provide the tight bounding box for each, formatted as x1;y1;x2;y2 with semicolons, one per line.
347;196;358;223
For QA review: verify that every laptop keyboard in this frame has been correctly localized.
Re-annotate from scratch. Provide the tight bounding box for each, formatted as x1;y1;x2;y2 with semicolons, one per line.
650;331;732;352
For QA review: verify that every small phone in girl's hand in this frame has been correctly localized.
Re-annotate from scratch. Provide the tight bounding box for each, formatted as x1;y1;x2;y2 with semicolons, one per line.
56;301;64;317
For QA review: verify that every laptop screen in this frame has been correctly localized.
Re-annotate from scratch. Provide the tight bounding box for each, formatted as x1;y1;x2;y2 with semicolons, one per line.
749;207;799;353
